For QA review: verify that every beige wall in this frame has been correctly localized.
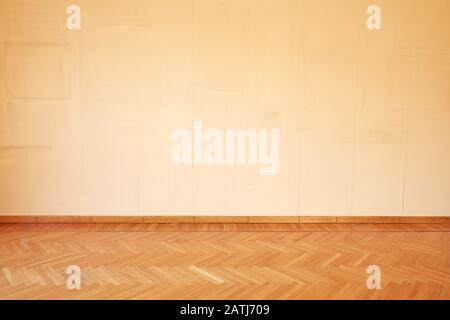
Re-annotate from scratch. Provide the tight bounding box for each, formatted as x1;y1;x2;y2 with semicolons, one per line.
0;0;449;216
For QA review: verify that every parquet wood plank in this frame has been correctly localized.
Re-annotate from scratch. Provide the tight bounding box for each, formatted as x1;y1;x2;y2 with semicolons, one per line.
0;223;449;299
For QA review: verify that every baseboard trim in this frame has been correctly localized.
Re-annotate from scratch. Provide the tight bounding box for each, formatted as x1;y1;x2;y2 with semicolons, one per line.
0;215;449;224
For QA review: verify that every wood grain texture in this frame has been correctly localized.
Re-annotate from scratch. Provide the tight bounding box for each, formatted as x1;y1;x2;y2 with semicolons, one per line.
0;223;449;300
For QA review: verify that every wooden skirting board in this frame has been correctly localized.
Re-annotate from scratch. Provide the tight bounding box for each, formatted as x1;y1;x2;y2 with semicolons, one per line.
0;215;449;224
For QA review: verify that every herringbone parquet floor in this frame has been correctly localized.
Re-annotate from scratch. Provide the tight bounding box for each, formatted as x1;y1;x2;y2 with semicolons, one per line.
0;223;449;299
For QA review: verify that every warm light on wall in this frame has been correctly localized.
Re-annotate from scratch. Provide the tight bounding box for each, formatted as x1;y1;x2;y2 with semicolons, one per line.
0;0;448;216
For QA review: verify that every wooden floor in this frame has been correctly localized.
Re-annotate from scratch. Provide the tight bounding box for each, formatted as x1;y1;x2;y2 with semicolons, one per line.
0;223;449;300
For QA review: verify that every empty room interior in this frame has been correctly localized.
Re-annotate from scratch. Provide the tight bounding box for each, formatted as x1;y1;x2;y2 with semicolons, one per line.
0;0;449;300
